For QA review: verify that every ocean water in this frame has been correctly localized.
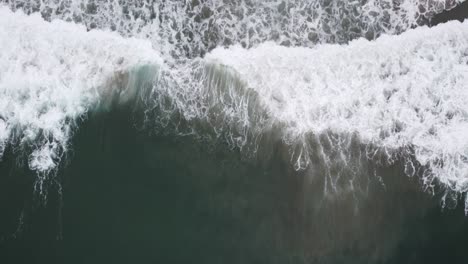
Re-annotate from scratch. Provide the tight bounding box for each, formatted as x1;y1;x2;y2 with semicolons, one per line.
1;1;468;263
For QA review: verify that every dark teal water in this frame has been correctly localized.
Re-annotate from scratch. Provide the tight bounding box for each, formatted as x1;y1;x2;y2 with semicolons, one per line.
1;2;468;263
2;105;468;264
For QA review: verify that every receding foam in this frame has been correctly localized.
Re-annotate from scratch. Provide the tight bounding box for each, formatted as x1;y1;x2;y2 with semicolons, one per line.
0;7;162;179
205;20;468;204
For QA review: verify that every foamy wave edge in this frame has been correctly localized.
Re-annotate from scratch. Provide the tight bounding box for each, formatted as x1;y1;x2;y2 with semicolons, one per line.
199;20;468;210
2;5;468;211
0;7;162;192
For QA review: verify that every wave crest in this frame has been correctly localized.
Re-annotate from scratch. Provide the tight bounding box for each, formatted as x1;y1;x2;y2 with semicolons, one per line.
0;8;161;188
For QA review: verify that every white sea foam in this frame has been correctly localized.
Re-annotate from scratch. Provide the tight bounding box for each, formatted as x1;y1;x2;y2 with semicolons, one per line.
205;20;468;200
1;1;467;206
4;0;464;59
0;7;162;176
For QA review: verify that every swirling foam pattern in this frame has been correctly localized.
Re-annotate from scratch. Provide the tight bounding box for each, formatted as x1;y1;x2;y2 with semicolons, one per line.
3;0;464;58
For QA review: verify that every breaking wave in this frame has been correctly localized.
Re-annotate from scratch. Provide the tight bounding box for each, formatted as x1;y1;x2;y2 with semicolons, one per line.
1;0;468;207
203;21;468;208
1;1;468;262
0;7;161;185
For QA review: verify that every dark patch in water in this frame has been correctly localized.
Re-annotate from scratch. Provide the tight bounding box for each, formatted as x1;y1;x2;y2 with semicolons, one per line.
2;106;468;263
430;1;468;26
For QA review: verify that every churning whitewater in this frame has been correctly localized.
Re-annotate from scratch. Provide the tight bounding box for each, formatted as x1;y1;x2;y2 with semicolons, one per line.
1;2;468;205
206;21;468;208
0;7;162;175
1;0;468;263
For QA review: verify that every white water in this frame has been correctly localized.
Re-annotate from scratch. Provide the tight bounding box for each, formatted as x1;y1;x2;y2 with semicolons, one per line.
205;20;468;203
0;7;162;182
4;0;464;59
1;0;468;207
